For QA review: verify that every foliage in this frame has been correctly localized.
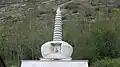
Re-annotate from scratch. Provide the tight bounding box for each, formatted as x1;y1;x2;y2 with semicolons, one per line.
90;58;120;67
0;0;120;67
91;28;118;58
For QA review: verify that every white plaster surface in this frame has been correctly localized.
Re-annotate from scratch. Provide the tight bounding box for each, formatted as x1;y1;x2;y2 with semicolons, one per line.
21;60;88;67
41;41;73;59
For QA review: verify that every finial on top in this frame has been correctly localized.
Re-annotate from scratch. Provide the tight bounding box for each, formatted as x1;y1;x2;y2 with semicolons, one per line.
56;7;61;14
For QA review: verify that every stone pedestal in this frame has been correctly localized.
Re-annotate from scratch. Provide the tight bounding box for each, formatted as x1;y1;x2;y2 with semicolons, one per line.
21;60;88;67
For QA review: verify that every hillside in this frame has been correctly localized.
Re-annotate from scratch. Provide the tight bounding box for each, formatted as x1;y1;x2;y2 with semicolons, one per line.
0;0;120;67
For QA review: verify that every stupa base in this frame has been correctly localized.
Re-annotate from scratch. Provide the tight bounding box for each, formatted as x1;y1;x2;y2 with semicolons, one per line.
21;60;88;67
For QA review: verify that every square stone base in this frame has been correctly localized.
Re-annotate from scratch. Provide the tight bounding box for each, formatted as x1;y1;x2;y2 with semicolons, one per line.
21;60;88;67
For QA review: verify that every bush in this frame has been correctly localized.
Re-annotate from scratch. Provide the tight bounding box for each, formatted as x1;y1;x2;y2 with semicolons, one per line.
90;58;120;67
91;28;120;59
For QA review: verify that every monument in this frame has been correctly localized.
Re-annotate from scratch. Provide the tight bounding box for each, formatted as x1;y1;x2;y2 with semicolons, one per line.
40;7;73;60
21;6;88;67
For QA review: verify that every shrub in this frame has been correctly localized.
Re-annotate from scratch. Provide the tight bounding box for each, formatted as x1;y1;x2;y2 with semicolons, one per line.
91;28;119;59
90;58;120;67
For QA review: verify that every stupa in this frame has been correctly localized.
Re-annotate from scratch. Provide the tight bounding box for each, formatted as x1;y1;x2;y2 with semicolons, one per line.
40;7;73;60
21;6;88;67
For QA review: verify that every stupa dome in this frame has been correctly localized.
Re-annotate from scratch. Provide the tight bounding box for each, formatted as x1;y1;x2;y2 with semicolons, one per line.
41;41;73;59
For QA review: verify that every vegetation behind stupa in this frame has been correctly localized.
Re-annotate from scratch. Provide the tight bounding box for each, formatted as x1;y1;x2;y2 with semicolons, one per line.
0;0;120;67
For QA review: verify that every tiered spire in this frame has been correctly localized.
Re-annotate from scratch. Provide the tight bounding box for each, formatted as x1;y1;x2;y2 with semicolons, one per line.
53;7;62;41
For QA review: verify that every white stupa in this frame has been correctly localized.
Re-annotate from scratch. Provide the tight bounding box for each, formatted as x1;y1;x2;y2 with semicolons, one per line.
41;7;73;60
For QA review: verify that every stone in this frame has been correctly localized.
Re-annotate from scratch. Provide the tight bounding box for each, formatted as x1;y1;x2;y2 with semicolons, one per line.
21;60;88;67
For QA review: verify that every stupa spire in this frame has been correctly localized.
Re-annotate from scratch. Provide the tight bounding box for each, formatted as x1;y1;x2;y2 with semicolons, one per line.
53;7;62;41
